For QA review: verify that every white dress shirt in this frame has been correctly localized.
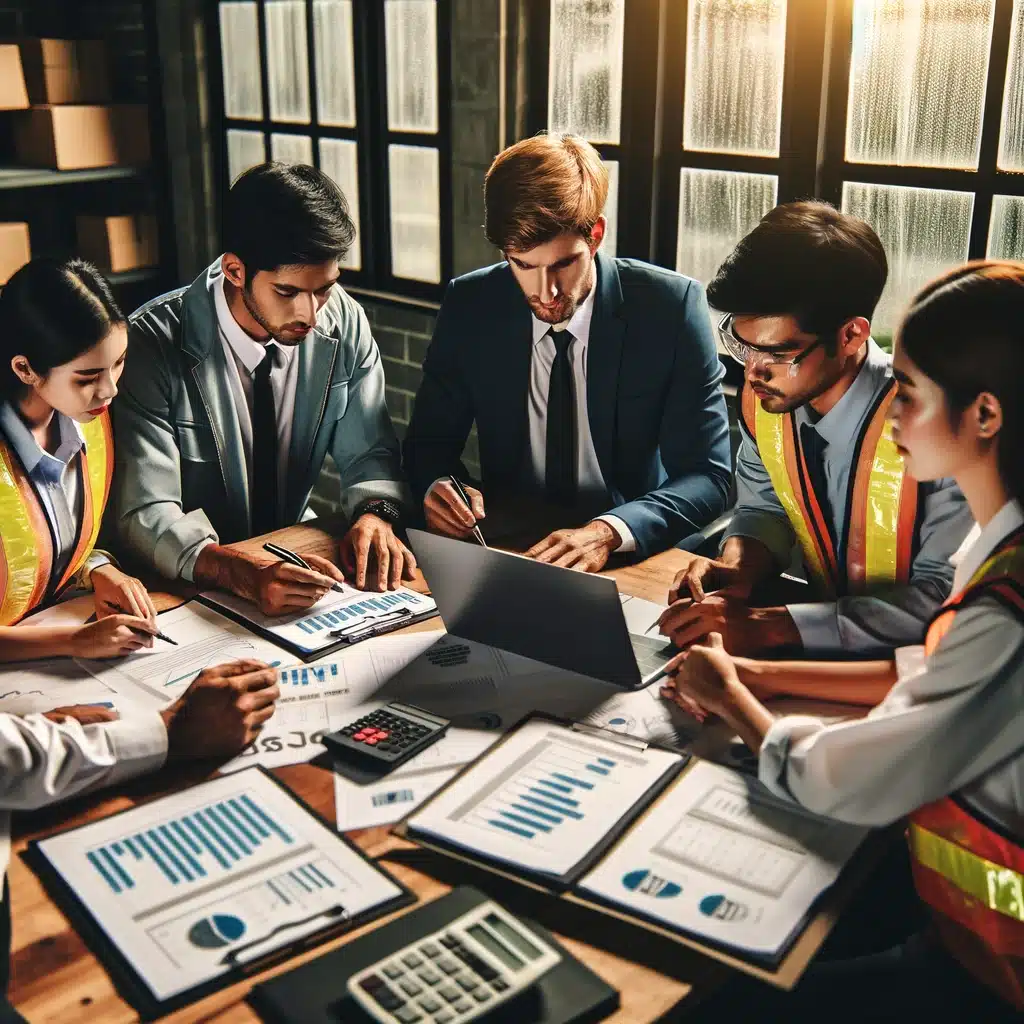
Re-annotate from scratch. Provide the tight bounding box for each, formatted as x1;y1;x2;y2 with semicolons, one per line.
0;402;109;588
759;499;1024;838
0;712;167;900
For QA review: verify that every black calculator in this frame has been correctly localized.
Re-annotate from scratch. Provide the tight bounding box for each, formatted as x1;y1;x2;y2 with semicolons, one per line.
323;702;450;772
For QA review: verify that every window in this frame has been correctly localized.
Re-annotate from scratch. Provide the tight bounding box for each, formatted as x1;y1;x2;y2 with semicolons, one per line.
210;0;452;300
518;0;1024;340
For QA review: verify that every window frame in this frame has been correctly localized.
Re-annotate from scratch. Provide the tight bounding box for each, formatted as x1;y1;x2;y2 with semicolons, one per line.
206;0;453;302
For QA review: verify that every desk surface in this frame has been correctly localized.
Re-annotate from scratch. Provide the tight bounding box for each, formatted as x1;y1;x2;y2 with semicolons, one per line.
8;525;719;1023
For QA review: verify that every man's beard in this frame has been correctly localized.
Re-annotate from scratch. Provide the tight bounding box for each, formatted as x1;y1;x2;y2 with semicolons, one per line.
241;286;309;346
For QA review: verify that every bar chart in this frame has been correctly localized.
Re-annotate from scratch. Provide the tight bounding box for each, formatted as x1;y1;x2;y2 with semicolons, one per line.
86;792;297;894
293;590;426;637
279;662;343;689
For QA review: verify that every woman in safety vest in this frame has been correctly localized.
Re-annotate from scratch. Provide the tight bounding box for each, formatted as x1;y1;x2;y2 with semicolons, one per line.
0;257;159;662
663;261;1024;1023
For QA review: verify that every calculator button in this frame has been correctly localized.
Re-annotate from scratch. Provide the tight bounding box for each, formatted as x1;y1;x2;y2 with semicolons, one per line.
417;968;442;985
438;957;461;974
402;953;424;969
453;1000;472;1013
440;935;459;949
400;979;423;996
365;737;379;746
438;984;460;1002
395;1008;422;1023
418;995;442;1013
492;978;509;992
421;943;442;958
455;976;477;991
383;964;404;980
472;989;491;1003
434;1013;454;1024
377;730;390;739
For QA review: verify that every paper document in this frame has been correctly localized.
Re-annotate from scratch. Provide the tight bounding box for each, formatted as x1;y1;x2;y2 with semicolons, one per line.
0;658;151;718
619;593;667;636
201;585;437;655
577;760;867;959
33;769;404;1003
76;601;297;706
335;766;458;830
408;718;683;879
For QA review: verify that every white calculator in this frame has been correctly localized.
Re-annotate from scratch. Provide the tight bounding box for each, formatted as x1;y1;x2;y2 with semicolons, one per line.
347;899;562;1023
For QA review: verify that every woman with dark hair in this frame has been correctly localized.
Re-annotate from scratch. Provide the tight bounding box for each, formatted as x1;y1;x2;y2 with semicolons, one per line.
0;257;158;661
663;261;1023;1021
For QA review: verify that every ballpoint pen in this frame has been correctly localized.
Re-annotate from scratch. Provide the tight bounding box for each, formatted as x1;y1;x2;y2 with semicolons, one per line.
103;602;178;646
263;541;345;592
219;904;348;965
448;475;487;547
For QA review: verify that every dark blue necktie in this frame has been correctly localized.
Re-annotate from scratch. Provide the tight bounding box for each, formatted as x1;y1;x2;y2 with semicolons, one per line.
251;347;279;534
545;328;578;506
799;423;835;549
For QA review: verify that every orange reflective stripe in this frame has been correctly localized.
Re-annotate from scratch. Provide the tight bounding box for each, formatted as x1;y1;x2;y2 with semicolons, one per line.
0;439;52;625
55;411;113;592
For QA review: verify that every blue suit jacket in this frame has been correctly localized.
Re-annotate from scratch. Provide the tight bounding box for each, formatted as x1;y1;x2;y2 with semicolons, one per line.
403;253;732;556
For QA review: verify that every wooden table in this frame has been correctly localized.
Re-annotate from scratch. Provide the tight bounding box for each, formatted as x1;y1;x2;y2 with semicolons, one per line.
7;526;724;1023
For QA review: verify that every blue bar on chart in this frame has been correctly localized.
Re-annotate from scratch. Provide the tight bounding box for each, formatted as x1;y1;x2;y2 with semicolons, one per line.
86;794;295;894
294;590;424;635
279;663;341;688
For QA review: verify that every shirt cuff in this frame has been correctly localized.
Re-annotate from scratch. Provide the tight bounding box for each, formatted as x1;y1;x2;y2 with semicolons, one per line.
180;538;215;584
99;713;169;786
757;714;824;802
786;602;841;655
595;515;636;553
75;549;114;590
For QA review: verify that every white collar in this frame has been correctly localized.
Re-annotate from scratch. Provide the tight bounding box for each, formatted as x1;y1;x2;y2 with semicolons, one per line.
952;499;1024;594
531;283;596;347
213;275;293;373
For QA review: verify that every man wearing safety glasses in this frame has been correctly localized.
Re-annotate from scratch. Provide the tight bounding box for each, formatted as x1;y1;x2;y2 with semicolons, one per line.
659;201;972;667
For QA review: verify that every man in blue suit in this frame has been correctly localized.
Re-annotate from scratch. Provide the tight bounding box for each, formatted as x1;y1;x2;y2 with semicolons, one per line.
404;133;732;571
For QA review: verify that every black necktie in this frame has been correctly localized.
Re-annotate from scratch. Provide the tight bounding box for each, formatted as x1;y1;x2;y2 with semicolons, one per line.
251;346;279;535
799;423;835;549
545;328;578;505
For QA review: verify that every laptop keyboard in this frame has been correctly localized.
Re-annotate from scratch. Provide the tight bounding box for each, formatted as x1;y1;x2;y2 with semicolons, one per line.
628;633;678;678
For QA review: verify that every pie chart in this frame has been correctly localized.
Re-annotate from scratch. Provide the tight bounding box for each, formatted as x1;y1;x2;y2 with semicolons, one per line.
187;913;246;949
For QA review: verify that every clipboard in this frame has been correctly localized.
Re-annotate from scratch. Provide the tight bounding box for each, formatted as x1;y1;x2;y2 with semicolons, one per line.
393;713;888;990
23;767;415;1021
197;586;439;662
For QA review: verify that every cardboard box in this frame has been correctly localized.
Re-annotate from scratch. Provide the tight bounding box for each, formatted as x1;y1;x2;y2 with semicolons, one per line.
0;223;31;285
18;38;110;105
0;44;29;109
14;105;150;170
77;214;159;273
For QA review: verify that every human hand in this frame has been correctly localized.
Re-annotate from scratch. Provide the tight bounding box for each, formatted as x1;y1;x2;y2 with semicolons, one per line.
160;659;280;760
424;480;485;538
658;595;798;655
525;520;619;573
668;554;747;604
253;559;341;616
91;564;158;623
69;615;157;658
43;704;119;726
659;633;741;720
339;514;417;591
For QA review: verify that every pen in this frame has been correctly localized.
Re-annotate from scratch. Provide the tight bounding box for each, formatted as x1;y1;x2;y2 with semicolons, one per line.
448;475;487;547
263;542;345;592
103;602;178;646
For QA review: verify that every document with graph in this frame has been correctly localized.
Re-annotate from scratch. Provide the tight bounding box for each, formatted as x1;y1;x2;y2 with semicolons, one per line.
28;768;411;1014
404;715;686;882
200;583;438;658
576;760;868;962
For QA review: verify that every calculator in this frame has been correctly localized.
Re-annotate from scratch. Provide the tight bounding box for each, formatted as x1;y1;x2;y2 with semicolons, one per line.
322;702;450;771
347;898;562;1023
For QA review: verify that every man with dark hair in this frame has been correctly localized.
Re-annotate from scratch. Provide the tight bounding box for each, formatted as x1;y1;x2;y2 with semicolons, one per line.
112;163;414;609
659;200;972;659
404;133;732;567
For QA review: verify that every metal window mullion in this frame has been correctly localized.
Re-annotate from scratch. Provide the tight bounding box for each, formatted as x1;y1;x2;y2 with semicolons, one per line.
652;0;686;269
256;0;272;149
304;0;321;166
436;0;453;287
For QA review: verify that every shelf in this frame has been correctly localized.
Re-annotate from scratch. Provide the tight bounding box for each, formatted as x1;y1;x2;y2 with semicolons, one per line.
0;166;146;190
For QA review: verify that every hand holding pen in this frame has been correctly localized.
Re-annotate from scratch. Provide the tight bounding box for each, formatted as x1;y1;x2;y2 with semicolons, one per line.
423;476;487;546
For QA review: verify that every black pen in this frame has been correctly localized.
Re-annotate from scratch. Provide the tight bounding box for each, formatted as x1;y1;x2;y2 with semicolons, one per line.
263;542;345;592
103;603;177;646
448;475;486;547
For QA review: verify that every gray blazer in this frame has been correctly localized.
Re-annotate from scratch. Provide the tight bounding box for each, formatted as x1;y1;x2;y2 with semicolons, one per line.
110;260;405;580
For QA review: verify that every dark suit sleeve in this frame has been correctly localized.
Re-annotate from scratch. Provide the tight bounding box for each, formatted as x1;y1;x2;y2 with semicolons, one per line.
602;278;732;555
402;279;476;503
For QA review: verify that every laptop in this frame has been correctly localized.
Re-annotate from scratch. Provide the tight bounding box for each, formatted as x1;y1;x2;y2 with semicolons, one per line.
407;529;678;690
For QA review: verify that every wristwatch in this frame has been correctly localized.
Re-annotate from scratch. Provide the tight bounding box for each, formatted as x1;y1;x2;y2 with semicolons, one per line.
353;497;404;527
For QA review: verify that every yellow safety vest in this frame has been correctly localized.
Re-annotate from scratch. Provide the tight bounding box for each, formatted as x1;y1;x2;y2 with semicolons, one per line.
0;410;113;625
741;381;918;598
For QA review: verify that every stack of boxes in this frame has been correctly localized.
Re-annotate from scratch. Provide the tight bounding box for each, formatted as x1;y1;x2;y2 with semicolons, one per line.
0;38;158;283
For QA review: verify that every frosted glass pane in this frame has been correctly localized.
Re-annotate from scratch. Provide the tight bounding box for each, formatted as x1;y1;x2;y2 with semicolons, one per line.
846;0;994;170
265;0;311;124
842;182;973;335
220;2;263;120
676;168;778;284
987;195;1024;261
683;0;787;157
385;1;438;133
998;0;1024;170
227;129;266;182
320;138;362;271
270;133;313;165
601;159;618;257
389;145;440;283
548;0;625;144
314;0;356;127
